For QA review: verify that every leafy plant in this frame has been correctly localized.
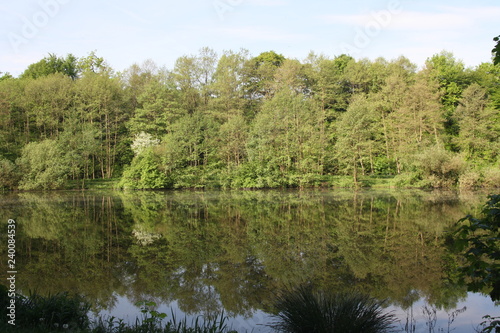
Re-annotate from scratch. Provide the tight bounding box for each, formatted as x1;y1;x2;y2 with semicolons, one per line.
0;288;91;331
451;194;500;301
269;285;397;333
492;35;500;66
118;148;171;189
16;139;71;190
0;158;20;190
476;315;500;333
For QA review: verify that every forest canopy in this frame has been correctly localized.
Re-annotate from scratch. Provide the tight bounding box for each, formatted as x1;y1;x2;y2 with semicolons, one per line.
0;49;499;190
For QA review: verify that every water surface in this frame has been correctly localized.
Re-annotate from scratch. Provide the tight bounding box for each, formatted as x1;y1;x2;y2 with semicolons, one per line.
0;189;497;332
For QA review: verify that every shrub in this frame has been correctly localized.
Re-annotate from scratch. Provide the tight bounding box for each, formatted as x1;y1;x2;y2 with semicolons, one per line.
119;148;171;189
415;146;466;188
0;287;90;331
458;170;482;189
230;162;282;189
17;139;70;190
483;167;500;188
269;285;397;333
0;158;20;190
391;172;423;188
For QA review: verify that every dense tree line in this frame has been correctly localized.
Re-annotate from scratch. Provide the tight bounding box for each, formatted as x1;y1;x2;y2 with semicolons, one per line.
0;49;499;190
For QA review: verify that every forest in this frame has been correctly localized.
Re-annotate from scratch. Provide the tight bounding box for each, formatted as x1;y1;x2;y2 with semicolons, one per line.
0;49;499;190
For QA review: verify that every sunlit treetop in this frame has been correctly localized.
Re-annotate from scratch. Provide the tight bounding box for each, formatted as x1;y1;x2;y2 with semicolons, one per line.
20;53;79;80
492;35;500;66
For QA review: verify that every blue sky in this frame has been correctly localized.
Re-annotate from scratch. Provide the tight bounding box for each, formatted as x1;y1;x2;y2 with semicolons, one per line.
1;0;499;76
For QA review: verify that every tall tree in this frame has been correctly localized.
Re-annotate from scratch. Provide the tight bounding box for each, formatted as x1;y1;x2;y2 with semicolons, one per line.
242;50;285;100
160;111;219;171
425;51;472;139
122;59;163;110
127;78;182;137
454;83;500;162
23;73;74;138
209;49;249;120
248;89;324;177
373;56;416;172
389;71;442;173
492;35;500;65
21;53;79;80
217;114;248;167
335;94;380;182
0;78;27;158
74;72;127;178
170;48;218;113
315;54;354;113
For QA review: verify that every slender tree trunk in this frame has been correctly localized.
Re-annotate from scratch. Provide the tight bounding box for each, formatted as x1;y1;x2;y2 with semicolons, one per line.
353;154;358;185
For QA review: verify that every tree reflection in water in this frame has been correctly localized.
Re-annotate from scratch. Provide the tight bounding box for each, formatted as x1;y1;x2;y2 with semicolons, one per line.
0;189;493;330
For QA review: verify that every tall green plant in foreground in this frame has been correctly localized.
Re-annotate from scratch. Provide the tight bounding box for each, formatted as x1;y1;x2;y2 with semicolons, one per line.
269;285;397;333
0;287;90;331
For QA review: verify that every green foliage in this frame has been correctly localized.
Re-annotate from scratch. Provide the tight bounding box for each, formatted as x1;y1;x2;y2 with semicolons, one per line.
476;315;500;333
248;89;324;178
244;50;286;99
269;285;397;333
78;51;108;75
0;72;13;81
119;148;171;189
335;94;380;181
17;139;70;190
483;167;500;188
415;145;465;188
1;49;499;190
0;287;90;331
458;170;482;190
493;35;500;66
454;83;500;162
452;194;500;301
127;79;182;137
228;161;283;188
20;53;79;80
391;172;424;188
0;158;20;190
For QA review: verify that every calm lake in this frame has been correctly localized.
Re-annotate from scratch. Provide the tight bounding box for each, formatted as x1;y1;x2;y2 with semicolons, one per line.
0;189;498;332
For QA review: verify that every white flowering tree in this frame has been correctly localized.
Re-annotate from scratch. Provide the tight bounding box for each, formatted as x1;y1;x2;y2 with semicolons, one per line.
130;132;160;156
